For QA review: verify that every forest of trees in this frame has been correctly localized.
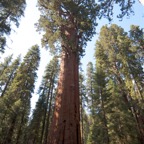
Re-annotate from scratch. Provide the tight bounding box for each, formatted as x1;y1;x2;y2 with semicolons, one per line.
0;0;144;144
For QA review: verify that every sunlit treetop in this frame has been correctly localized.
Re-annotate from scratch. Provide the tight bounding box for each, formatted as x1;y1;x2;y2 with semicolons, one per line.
37;0;136;56
37;0;98;55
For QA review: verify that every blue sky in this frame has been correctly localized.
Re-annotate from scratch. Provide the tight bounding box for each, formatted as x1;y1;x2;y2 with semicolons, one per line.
82;0;144;71
0;0;144;109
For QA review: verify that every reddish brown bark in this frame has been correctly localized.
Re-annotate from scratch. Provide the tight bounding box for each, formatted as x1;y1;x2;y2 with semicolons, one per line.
48;49;81;144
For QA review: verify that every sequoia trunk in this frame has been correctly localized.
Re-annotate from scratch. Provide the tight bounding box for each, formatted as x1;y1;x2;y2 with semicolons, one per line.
48;50;81;144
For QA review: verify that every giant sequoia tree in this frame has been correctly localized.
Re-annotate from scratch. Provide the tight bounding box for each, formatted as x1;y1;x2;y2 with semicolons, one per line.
37;0;137;143
37;1;97;143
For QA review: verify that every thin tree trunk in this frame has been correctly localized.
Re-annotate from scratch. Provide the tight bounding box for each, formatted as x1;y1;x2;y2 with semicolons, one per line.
48;50;81;144
128;63;143;100
80;85;84;144
40;83;51;144
0;11;12;26
124;96;144;144
117;77;144;144
44;82;55;144
99;89;109;144
1;70;14;97
15;110;25;144
114;64;144;143
81;107;84;144
4;115;17;144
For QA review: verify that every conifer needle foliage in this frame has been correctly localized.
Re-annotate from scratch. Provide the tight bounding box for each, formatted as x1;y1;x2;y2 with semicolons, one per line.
0;45;40;144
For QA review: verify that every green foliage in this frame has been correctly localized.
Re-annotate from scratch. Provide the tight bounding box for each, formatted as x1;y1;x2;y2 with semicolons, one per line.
87;24;144;144
0;0;141;143
0;0;26;53
87;65;110;144
79;72;90;144
26;57;59;144
37;0;137;56
0;55;21;97
0;37;6;53
37;0;98;55
86;62;95;116
97;0;135;21
0;55;13;75
0;45;40;144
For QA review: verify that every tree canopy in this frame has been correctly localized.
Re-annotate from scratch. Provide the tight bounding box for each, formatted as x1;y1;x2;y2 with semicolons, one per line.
0;0;26;53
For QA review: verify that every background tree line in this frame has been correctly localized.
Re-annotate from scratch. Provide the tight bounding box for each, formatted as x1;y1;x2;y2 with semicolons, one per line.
0;24;143;144
83;24;144;144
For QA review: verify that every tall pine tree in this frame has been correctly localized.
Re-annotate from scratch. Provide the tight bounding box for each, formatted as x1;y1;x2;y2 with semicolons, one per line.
86;62;95;116
94;24;144;143
0;45;40;144
0;56;21;97
0;55;13;75
26;57;59;144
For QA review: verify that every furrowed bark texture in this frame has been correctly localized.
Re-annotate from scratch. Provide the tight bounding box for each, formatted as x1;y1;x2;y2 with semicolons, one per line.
48;50;81;144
